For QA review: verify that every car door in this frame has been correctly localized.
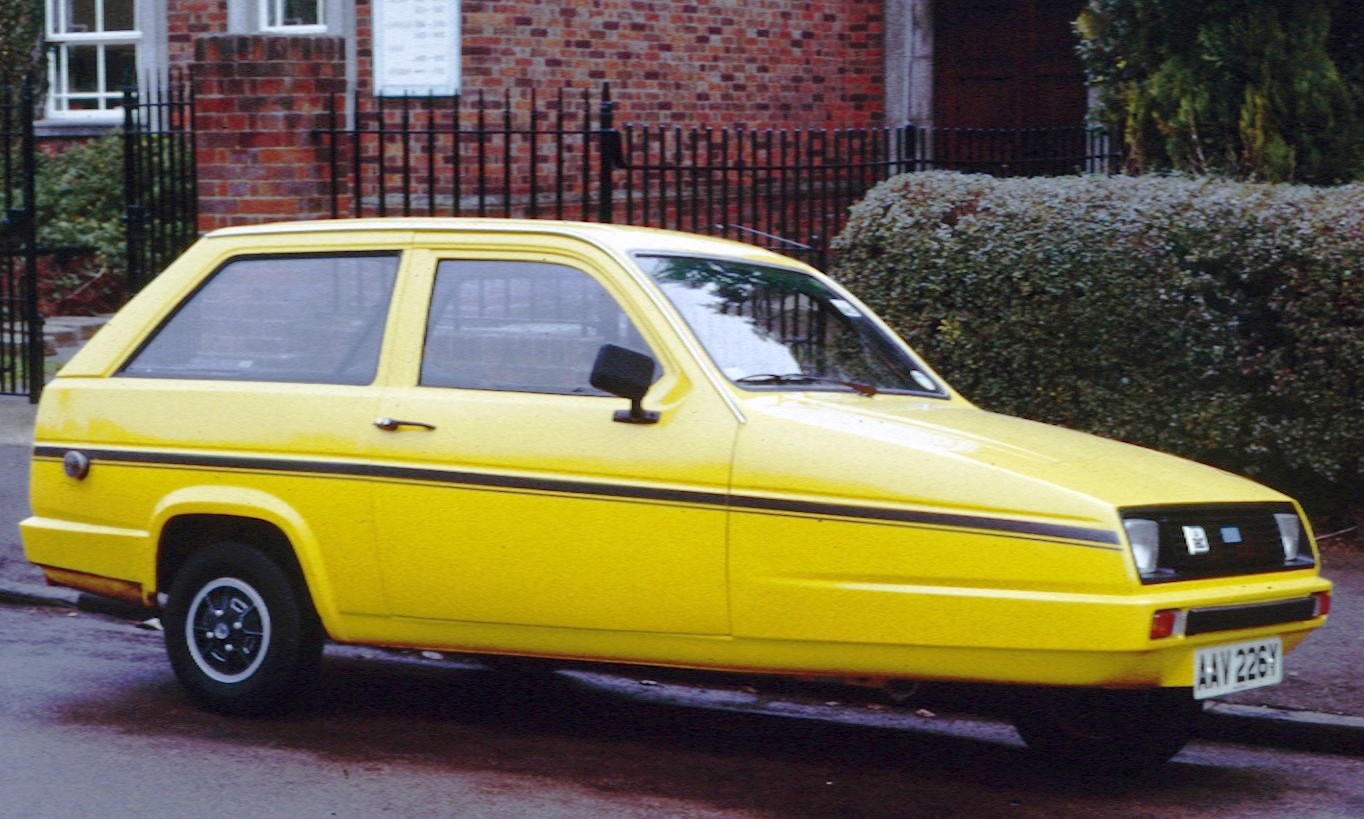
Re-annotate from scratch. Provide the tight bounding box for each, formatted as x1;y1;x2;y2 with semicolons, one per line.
57;248;405;619
369;246;736;636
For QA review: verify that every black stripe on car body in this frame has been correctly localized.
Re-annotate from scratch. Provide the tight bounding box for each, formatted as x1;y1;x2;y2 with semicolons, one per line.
32;445;1123;549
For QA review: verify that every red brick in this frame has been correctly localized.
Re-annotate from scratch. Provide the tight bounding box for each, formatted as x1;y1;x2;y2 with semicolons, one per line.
180;2;885;230
194;34;346;230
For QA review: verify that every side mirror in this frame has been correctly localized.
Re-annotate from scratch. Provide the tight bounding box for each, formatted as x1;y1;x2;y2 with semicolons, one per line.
590;344;660;425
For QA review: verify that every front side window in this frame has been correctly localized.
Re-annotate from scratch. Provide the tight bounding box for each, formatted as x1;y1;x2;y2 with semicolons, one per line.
121;253;400;384
421;260;653;395
45;0;140;116
261;0;324;31
641;255;946;397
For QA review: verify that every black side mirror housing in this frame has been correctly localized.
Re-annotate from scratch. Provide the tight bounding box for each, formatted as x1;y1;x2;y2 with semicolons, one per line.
590;344;660;425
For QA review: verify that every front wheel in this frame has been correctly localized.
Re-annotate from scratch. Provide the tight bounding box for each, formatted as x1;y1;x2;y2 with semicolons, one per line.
163;543;323;716
1012;687;1202;771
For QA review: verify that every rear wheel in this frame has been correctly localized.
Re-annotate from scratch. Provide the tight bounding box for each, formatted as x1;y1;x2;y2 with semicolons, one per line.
163;543;323;716
1012;687;1202;771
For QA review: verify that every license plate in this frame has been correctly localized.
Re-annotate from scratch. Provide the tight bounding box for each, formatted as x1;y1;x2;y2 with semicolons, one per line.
1193;637;1284;699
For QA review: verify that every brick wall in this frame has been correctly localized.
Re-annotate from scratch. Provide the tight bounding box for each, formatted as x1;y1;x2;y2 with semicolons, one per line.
169;0;229;66
183;3;888;230
193;35;347;232
355;0;886;127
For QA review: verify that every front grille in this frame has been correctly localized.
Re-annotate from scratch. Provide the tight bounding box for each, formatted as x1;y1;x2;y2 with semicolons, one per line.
1123;503;1315;584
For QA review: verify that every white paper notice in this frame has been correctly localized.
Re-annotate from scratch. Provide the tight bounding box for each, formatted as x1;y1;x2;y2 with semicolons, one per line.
374;0;461;96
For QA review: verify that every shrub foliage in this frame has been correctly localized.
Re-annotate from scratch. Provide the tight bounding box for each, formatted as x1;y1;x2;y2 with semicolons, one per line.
33;136;129;314
36;136;126;268
1077;0;1364;183
833;172;1362;521
0;0;41;80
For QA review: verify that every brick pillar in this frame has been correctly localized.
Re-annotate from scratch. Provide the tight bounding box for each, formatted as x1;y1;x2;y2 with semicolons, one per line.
194;35;346;232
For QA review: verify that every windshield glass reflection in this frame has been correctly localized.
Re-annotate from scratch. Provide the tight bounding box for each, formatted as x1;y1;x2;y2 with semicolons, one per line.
639;255;944;397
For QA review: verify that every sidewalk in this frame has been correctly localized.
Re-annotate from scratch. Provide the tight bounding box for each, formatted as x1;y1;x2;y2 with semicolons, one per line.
1;391;1361;755
0;397;36;445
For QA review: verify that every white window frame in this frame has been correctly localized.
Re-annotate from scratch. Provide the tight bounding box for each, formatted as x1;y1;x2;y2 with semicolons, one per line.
44;0;143;120
260;0;327;34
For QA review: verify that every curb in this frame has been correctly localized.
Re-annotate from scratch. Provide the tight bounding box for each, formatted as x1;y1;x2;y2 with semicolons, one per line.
0;578;152;620
1;576;1361;757
1199;702;1364;756
0;577;80;609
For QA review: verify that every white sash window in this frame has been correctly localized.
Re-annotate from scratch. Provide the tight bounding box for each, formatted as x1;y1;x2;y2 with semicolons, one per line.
261;0;326;33
45;0;142;118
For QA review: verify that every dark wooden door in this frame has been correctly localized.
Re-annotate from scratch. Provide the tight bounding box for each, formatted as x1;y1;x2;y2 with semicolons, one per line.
932;0;1088;172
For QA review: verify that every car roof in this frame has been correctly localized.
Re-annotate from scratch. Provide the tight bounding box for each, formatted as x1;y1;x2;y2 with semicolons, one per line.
204;218;810;269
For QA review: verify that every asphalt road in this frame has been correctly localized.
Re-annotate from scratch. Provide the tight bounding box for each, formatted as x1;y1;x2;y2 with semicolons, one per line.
5;602;1364;818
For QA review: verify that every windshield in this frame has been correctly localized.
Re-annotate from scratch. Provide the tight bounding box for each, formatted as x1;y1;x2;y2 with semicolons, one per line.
639;255;945;397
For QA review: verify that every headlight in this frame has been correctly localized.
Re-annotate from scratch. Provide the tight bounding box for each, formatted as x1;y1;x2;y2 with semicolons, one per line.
1123;518;1160;575
1274;513;1303;561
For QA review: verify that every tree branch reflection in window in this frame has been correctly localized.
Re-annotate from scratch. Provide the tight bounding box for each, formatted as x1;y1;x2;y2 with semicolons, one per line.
639;255;944;397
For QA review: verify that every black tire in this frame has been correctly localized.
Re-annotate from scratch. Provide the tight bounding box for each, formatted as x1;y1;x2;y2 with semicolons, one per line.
163;542;323;716
1012;687;1202;771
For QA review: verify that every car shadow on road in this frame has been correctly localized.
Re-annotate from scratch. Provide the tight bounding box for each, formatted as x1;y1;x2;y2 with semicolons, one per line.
51;644;1299;816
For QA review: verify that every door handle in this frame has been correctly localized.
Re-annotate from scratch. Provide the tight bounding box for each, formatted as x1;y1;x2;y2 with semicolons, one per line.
374;417;437;432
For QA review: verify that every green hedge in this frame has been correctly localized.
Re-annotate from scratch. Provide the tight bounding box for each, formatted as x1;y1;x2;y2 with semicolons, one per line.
832;172;1362;522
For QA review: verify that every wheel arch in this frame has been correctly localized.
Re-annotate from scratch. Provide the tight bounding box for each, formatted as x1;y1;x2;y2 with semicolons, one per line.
158;516;304;593
151;491;334;633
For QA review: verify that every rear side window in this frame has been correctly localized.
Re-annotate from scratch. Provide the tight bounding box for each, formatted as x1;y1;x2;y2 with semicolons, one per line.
121;253;400;385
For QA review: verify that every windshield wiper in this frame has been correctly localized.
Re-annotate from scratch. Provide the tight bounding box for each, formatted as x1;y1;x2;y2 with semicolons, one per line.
735;373;877;397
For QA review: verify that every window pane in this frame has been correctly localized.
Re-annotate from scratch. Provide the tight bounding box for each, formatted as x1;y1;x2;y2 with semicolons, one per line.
103;0;135;31
421;261;653;394
286;0;322;25
122;254;400;385
56;0;135;33
105;43;136;91
63;0;97;33
267;0;322;27
65;44;99;93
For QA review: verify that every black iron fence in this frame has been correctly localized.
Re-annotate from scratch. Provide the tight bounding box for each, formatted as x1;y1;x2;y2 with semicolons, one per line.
1;75;197;401
320;84;1122;268
910;126;1121;177
323;88;617;224
0;81;40;399
123;77;197;293
614;120;919;264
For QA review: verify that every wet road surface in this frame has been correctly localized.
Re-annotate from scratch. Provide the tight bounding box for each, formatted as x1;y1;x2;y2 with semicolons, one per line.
3;603;1364;818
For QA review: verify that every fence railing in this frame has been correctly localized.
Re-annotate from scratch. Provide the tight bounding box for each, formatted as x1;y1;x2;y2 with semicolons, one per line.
320;84;1122;268
907;126;1122;177
0;81;40;399
1;74;198;401
123;75;198;292
613;122;922;264
325;88;616;224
